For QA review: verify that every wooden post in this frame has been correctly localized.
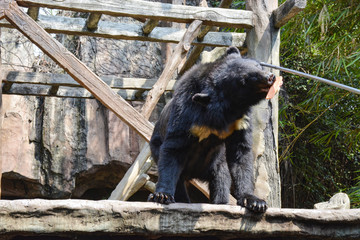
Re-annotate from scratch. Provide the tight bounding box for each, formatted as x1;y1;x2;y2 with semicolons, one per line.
245;0;281;208
0;27;2;198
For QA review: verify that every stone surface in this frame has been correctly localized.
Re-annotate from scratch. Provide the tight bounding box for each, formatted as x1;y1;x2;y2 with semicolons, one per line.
314;193;351;210
0;199;359;239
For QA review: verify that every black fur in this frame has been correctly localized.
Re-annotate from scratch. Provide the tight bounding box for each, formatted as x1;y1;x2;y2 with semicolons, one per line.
148;47;275;213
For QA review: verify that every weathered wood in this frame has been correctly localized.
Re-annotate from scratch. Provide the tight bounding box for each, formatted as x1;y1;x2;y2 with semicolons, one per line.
142;19;159;35
2;70;176;90
3;84;149;100
108;143;152;200
26;6;39;20
86;12;102;31
0;15;246;47
0;29;2;198
179;0;237;75
245;0;281;208
273;0;307;28
144;180;156;193
0;199;359;239
17;0;254;28
5;1;153;141
141;20;202;119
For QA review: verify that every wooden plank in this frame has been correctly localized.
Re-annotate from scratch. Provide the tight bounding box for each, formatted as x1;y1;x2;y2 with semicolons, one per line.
17;0;254;28
86;13;102;31
0;15;247;47
5;1;153;141
2;70;176;90
141;20;202;119
273;0;307;28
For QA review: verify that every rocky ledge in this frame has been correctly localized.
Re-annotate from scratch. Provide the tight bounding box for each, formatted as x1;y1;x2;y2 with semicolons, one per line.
0;199;359;239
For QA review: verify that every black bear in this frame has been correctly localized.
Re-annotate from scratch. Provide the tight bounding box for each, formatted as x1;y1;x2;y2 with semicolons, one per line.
148;47;275;213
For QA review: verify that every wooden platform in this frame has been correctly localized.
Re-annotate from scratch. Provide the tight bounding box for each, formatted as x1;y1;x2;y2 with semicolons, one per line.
0;199;359;239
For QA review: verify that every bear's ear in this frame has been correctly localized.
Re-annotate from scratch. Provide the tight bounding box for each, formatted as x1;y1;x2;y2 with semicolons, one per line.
226;46;241;57
192;93;210;106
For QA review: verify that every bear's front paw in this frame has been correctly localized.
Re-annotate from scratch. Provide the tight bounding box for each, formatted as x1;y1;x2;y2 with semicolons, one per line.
147;192;175;204
238;195;267;213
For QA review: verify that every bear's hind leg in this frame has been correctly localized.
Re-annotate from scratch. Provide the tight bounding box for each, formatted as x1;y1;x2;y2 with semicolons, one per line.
174;178;191;203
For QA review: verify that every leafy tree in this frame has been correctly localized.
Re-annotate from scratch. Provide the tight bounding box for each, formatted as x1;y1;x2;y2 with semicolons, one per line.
279;0;360;208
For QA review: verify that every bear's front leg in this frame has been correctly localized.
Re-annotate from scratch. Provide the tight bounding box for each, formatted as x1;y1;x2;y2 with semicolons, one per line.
226;131;268;213
148;140;186;204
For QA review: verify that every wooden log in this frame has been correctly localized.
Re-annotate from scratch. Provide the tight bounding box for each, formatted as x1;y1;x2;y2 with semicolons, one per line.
0;15;247;47
108;143;152;200
141;20;202;119
27;6;39;20
17;0;254;28
179;0;237;75
0;199;359;239
0;36;2;199
273;0;307;28
5;1;153;141
142;19;159;35
2;70;176;91
3;84;149;101
245;0;281;208
144;180;156;193
86;12;102;31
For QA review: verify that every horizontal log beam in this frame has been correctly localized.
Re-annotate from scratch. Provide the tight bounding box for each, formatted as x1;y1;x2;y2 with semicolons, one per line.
2;70;176;90
0;15;246;47
17;0;254;28
3;84;145;100
273;0;307;28
0;199;359;239
2;70;176;99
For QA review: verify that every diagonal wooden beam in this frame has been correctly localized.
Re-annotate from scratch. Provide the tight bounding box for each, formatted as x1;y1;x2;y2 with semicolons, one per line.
273;0;307;28
178;0;236;76
141;19;202;119
4;0;153;141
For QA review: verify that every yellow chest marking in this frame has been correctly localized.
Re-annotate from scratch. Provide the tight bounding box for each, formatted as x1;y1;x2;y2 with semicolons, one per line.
190;115;250;142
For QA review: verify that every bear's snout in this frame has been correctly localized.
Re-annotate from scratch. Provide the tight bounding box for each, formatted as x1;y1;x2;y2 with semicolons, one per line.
267;73;276;86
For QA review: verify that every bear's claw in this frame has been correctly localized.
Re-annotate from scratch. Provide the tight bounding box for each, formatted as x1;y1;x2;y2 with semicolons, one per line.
238;195;267;213
147;192;175;204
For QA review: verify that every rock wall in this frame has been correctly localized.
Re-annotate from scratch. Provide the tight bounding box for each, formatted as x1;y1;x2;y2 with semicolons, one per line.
0;15;164;200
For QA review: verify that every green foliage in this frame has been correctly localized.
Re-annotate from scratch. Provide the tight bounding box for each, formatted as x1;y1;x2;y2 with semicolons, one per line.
279;0;360;208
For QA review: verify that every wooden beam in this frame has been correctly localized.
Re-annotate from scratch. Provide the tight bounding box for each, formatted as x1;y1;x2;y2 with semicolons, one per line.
142;19;159;35
245;0;281;208
141;20;202;119
273;0;307;28
2;70;176;90
0;15;246;47
27;6;39;20
179;0;237;75
5;1;153;141
86;13;102;31
17;0;254;28
2;84;150;100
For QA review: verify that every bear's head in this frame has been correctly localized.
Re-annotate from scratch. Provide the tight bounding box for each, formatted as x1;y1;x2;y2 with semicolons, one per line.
192;47;275;108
